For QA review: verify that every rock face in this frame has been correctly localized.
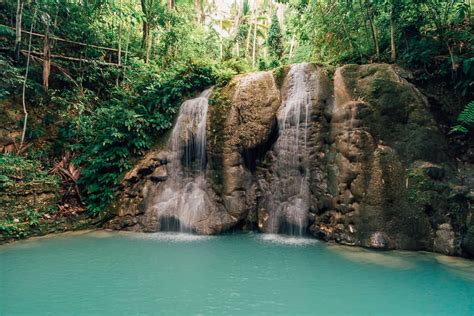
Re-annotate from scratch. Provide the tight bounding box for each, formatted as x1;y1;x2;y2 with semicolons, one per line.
0;99;22;154
0;176;105;242
0;180;59;224
213;71;281;225
107;63;473;258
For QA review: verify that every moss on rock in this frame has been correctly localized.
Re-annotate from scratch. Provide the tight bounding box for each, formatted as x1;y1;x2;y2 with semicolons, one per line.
207;87;232;193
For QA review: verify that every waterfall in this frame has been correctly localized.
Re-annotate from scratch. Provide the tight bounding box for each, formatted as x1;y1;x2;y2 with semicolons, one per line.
151;89;212;233
171;89;211;174
264;63;313;236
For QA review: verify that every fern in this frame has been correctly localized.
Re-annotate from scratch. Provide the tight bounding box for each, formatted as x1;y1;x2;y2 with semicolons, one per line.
450;101;474;134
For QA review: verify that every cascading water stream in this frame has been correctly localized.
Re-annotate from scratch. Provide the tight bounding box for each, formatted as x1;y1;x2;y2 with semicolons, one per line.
171;89;211;175
151;89;212;233
265;63;313;236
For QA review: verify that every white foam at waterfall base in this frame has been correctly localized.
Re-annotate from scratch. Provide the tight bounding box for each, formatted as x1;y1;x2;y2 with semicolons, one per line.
259;234;319;246
151;89;212;232
131;232;213;242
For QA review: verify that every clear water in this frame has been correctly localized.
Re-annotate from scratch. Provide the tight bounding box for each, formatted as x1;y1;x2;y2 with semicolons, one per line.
1;232;474;315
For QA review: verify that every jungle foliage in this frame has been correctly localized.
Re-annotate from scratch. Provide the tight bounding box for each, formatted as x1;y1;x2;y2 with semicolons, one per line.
284;0;473;99
0;0;472;214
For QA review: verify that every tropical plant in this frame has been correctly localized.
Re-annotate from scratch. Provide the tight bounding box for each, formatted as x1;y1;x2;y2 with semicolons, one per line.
267;13;283;66
450;101;474;134
50;153;82;201
25;208;40;226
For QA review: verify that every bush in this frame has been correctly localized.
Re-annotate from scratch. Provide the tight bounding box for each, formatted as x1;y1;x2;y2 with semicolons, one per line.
0;56;23;100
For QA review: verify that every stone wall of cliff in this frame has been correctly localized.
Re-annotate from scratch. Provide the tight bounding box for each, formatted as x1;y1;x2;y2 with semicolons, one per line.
107;63;473;258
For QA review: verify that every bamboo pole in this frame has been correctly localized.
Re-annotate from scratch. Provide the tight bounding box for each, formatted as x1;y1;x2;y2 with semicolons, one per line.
14;0;23;61
1;23;119;52
21;50;127;67
116;0;122;86
42;24;51;91
20;10;36;150
252;13;257;67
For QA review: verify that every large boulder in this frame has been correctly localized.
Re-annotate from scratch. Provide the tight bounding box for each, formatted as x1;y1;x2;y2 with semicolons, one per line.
207;71;281;222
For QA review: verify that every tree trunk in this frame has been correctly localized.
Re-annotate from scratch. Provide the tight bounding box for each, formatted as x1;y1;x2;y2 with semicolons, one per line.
245;19;252;58
21;10;36;150
446;42;456;72
232;1;242;58
124;29;131;65
140;0;148;50
390;0;399;62
252;15;257;67
373;23;380;59
358;0;371;54
195;0;205;24
167;0;175;30
141;22;147;49
116;0;122;86
42;25;51;91
390;19;396;61
117;0;122;66
365;0;379;59
166;0;175;32
14;0;23;62
262;17;268;59
220;19;223;60
145;31;151;64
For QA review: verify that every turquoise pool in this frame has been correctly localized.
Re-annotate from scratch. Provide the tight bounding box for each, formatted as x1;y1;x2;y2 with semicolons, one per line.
1;231;473;315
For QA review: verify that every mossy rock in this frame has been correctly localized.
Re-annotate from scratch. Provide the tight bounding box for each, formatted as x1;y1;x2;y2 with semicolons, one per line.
338;64;448;164
207;87;232;193
397;128;448;163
